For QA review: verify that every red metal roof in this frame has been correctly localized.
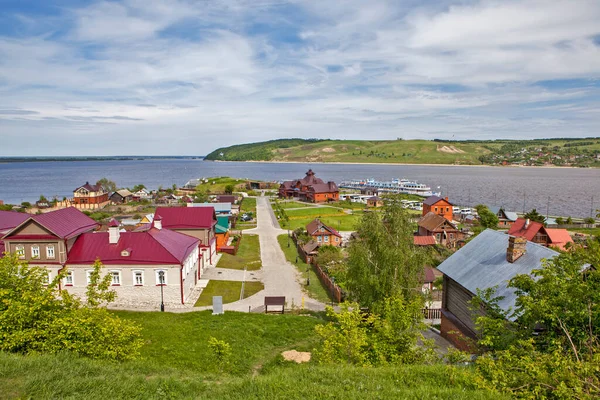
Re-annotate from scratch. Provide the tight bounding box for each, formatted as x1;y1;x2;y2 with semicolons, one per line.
0;210;30;233
413;236;437;246
507;218;544;241
74;181;102;192
545;229;574;250
31;207;98;239
67;228;199;265
306;219;342;237
154;207;216;229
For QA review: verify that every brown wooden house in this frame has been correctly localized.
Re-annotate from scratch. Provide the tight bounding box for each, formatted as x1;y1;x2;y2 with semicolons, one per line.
306;219;342;247
366;196;384;208
422;196;454;221
279;170;339;203
417;212;463;248
73;182;108;208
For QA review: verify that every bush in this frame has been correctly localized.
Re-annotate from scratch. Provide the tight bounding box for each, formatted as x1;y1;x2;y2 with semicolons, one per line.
0;255;143;361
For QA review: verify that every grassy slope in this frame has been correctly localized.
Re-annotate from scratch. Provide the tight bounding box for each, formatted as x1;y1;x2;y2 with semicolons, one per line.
206;138;600;165
216;234;262;270
0;311;503;399
194;280;265;306
193;176;248;193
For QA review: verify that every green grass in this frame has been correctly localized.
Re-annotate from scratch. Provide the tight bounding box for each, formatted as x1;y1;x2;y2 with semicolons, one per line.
194;176;249;193
277;234;333;304
0;352;504;399
0;309;503;399
236;197;258;230
568;227;600;237
273;200;318;209
281;213;363;231
194;280;265;306
216;234;262;270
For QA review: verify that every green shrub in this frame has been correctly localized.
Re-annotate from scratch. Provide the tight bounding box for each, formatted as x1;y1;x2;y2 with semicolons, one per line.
0;254;143;361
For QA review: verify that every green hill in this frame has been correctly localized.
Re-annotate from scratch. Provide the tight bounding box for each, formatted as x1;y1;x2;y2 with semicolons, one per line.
205;138;600;166
0;310;503;399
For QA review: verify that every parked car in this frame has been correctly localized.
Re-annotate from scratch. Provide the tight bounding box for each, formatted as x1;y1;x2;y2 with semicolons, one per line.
460;208;472;215
241;213;252;221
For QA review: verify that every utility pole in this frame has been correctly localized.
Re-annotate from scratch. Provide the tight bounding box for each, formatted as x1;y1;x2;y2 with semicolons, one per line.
522;193;526;214
546;196;550;220
591;196;595;218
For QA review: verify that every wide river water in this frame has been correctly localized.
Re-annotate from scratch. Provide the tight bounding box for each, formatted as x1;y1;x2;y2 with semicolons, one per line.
0;159;598;218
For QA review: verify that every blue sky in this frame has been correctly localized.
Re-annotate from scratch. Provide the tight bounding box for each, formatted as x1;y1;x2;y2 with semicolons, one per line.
1;0;600;156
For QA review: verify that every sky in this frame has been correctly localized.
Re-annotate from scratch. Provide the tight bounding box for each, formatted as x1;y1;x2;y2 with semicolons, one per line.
1;0;600;156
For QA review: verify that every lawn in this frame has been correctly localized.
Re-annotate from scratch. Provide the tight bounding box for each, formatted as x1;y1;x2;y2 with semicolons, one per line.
194;280;265;307
273;200;318;209
568;227;600;237
194;176;248;194
216;234;262;270
237;197;258;230
277;234;333;304
281;212;364;231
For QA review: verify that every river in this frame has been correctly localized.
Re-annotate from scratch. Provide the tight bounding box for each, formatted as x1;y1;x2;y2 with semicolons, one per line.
0;159;598;218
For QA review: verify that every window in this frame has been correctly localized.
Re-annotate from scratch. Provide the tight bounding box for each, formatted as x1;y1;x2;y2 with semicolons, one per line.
86;270;93;285
16;245;25;259
134;271;144;286
446;207;449;212
46;245;55;259
317;236;322;242
449;233;454;239
110;271;121;286
156;270;167;285
434;207;438;212
436;233;441;241
31;245;40;259
324;235;329;242
42;272;50;285
335;237;339;242
64;271;73;286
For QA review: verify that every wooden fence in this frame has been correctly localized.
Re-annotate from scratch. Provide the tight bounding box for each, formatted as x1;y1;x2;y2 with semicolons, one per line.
422;308;441;320
219;231;243;255
313;263;344;303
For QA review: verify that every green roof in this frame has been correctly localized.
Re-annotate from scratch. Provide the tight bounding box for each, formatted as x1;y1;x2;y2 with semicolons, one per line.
215;215;230;233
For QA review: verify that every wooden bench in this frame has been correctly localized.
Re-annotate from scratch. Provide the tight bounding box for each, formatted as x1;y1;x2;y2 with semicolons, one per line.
264;296;285;314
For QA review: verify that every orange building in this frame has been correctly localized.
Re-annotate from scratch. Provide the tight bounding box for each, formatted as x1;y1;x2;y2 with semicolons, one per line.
279;169;339;203
73;182;109;207
422;196;454;221
306;219;342;247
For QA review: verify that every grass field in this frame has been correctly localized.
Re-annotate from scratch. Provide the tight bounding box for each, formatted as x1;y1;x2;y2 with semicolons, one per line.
280;209;364;231
274;200;318;209
568;227;600;237
277;234;333;304
0;310;504;399
237;197;258;230
194;176;248;193
216;234;262;271
194;280;265;306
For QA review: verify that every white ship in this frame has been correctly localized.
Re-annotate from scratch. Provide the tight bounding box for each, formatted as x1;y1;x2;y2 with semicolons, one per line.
339;178;440;197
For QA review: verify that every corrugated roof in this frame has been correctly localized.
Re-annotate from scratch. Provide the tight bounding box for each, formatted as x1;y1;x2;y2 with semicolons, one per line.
489;206;518;222
75;182;102;192
31;207;98;239
68;228;199;265
437;229;558;318
187;202;232;212
155;207;216;229
308;182;338;193
115;189;133;197
413;236;437;246
423;196;452;206
507;218;544;241
545;228;573;250
306;219;342;237
0;210;30;233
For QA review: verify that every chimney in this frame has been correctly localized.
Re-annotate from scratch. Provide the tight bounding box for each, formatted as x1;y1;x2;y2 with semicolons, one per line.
445;196;449;201
506;236;527;263
524;219;530;229
108;219;120;244
153;215;162;230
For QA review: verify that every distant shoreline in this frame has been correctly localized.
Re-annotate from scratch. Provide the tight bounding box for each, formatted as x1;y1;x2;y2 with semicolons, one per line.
0;156;204;163
210;159;588;169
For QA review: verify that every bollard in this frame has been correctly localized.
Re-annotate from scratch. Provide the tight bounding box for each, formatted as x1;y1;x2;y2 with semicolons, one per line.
249;305;251;313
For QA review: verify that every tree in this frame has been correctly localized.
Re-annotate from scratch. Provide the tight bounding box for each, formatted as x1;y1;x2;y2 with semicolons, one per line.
345;195;428;310
224;184;235;194
38;195;48;203
475;205;499;229
0;254;143;361
523;208;545;223
131;184;146;192
584;217;595;225
96;178;117;193
472;242;600;398
555;217;564;225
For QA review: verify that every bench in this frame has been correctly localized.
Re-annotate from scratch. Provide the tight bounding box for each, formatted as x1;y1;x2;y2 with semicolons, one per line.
264;296;285;314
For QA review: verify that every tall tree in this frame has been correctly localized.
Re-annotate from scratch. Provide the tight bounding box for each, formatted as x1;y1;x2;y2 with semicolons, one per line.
475;204;499;229
345;195;427;310
96;178;117;193
523;208;546;223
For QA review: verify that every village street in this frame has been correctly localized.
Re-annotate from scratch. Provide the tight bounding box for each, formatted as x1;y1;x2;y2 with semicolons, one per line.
200;195;326;312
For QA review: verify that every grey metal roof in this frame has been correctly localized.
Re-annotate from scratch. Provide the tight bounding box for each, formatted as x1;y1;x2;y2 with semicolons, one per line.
437;229;558;318
489;206;518;221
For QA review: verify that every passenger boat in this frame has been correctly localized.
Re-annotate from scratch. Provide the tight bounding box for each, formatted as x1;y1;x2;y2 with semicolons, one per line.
339;178;440;197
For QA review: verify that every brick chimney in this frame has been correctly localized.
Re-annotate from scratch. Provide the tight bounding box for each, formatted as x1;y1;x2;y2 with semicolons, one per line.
108;219;120;244
153;215;162;230
506;236;527;263
524;218;530;229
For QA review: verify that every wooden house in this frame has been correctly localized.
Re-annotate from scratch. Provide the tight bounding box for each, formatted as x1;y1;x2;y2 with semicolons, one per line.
489;206;518;228
437;230;558;351
366;196;384;208
73;182;108;208
422;196;454;221
279;170;339;203
507;218;574;250
110;189;133;204
417;212;463;248
306;219;342;247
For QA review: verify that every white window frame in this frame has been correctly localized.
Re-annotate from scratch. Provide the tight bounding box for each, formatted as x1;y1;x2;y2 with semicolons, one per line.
16;245;25;259
42;271;51;285
86;270;94;285
110;270;121;286
324;235;329;243
31;245;40;259
133;270;144;286
46;245;55;259
317;236;322;243
64;271;74;286
335;237;339;242
156;270;167;286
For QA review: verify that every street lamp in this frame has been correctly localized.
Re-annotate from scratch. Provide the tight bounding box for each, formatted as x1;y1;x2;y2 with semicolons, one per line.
287;229;290;247
306;265;310;286
158;270;165;312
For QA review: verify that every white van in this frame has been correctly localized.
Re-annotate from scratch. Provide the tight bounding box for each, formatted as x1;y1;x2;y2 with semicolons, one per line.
460;208;472;215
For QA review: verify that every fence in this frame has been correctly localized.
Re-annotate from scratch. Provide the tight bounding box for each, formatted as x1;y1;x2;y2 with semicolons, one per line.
422;308;441;320
313;263;344;303
219;231;243;255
